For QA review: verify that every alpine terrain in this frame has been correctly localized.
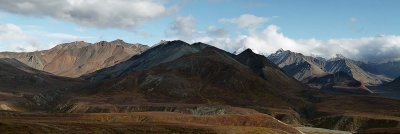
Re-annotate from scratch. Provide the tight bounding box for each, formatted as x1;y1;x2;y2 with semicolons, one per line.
0;40;399;134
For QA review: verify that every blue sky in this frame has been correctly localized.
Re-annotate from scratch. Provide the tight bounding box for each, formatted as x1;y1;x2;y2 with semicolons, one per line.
0;0;400;62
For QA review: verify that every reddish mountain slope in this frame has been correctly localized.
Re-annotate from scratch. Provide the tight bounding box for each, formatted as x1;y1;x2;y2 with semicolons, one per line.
0;40;148;77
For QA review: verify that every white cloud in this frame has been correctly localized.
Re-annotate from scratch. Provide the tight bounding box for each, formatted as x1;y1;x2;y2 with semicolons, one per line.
0;0;177;29
236;25;400;63
169;16;197;39
206;26;228;37
0;23;38;52
220;14;267;29
236;25;298;54
166;16;238;52
166;15;400;63
0;23;91;52
0;24;30;40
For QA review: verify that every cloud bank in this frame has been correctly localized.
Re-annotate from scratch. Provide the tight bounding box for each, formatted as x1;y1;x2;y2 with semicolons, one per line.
220;14;267;29
0;23;38;52
237;26;400;63
0;23;90;52
0;0;176;29
168;15;400;63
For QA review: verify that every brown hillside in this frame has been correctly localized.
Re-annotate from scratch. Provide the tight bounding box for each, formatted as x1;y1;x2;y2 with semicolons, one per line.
0;40;148;77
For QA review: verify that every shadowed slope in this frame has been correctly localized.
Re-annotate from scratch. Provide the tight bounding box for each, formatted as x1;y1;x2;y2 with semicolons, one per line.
369;77;400;100
385;77;400;89
0;58;78;92
85;40;204;80
0;58;84;111
307;72;372;94
235;49;280;79
359;61;400;79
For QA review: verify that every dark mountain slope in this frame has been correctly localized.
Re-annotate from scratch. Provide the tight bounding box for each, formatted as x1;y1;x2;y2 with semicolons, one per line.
387;77;400;88
0;58;77;92
235;49;308;94
359;61;400;79
235;49;280;79
85;40;207;80
0;58;84;111
307;72;372;94
369;77;400;100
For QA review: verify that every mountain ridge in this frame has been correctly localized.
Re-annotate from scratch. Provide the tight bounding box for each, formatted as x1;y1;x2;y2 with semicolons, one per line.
268;49;392;85
78;40;312;119
0;40;149;77
84;40;211;80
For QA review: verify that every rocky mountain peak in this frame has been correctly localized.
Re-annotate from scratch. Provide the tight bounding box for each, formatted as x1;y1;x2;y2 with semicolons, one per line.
153;40;189;48
276;48;285;53
53;41;88;50
333;54;348;60
168;40;190;46
110;39;126;44
273;48;291;55
191;42;213;50
240;48;256;55
94;41;109;45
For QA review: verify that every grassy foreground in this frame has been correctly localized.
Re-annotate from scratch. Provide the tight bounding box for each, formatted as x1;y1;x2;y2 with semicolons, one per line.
0;111;302;134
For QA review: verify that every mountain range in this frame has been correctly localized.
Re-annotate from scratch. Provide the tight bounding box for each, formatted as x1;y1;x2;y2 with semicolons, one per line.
0;39;148;77
79;41;310;114
1;40;400;133
268;49;395;87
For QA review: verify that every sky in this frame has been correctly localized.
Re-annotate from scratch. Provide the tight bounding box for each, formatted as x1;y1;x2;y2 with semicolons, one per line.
0;0;399;63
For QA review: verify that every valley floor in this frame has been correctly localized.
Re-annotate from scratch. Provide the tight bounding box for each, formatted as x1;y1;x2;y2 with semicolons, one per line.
0;111;303;134
1;106;400;134
296;127;351;134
